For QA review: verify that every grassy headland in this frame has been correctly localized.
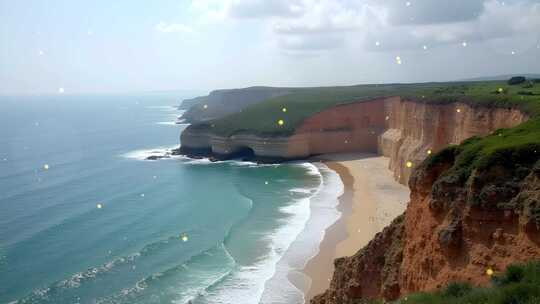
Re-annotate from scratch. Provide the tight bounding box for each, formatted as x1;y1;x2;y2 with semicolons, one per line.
198;80;540;193
201;80;540;137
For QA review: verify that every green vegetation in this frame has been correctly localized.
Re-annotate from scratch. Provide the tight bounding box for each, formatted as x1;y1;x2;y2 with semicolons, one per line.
388;260;540;304
195;79;540;212
202;80;540;137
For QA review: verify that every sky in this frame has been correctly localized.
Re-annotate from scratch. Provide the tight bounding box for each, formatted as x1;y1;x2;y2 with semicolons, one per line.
1;0;539;95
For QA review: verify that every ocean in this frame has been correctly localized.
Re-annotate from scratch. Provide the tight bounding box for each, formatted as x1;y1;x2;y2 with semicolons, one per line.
0;93;342;304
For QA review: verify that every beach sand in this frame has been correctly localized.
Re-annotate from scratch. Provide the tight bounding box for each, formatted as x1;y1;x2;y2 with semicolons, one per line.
303;153;410;302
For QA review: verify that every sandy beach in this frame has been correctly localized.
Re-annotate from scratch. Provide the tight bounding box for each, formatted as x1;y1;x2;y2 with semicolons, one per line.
303;153;410;302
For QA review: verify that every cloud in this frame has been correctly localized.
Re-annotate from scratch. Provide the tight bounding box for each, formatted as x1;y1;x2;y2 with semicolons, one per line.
272;1;366;35
155;22;195;34
384;0;485;25
189;0;540;53
227;0;304;19
270;1;368;52
363;0;540;51
278;35;345;51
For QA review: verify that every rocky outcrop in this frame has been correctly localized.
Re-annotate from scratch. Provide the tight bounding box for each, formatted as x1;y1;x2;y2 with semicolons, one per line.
179;87;292;123
311;153;540;304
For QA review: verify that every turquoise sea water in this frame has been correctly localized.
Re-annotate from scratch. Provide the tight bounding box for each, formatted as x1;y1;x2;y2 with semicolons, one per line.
0;94;342;304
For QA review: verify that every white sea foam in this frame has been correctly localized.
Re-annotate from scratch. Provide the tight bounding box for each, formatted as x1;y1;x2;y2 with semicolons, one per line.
197;192;315;304
260;162;344;304
121;145;179;160
155;121;178;126
293;162;323;176
183;158;261;167
289;188;313;194
195;162;329;304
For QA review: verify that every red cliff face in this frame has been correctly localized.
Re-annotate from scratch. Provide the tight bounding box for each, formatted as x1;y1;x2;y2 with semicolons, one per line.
379;99;528;184
399;158;540;296
180;97;528;177
290;98;388;155
312;153;540;304
289;97;528;185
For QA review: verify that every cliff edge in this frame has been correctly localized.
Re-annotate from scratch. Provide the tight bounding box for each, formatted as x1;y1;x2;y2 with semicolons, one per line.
180;96;528;186
311;137;540;303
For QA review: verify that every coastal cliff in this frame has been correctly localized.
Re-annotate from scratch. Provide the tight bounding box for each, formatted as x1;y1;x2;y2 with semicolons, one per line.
179;87;292;123
379;99;528;184
180;96;528;186
178;81;540;302
311;143;540;303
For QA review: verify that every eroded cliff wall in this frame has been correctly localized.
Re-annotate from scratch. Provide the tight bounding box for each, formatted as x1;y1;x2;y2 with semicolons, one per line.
181;97;528;186
380;99;529;184
311;149;540;304
180;98;390;160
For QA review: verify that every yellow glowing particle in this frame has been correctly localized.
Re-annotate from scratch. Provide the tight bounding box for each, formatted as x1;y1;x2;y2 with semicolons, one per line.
486;268;494;276
181;234;189;242
277;119;284;126
203;104;208;109
385;116;390;121
498;88;504;93
43;164;49;170
282;107;287;113
406;161;413;168
427;149;432;155
97;203;103;209
456;108;461;113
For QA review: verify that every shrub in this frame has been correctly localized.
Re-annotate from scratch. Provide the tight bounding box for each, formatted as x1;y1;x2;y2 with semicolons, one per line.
508;76;526;85
443;282;473;298
497;284;540;304
399;261;540;304
499;265;525;285
522;81;534;89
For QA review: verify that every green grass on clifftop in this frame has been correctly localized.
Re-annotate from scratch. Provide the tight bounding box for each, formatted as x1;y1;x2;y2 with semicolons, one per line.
379;260;540;304
203;80;540;137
